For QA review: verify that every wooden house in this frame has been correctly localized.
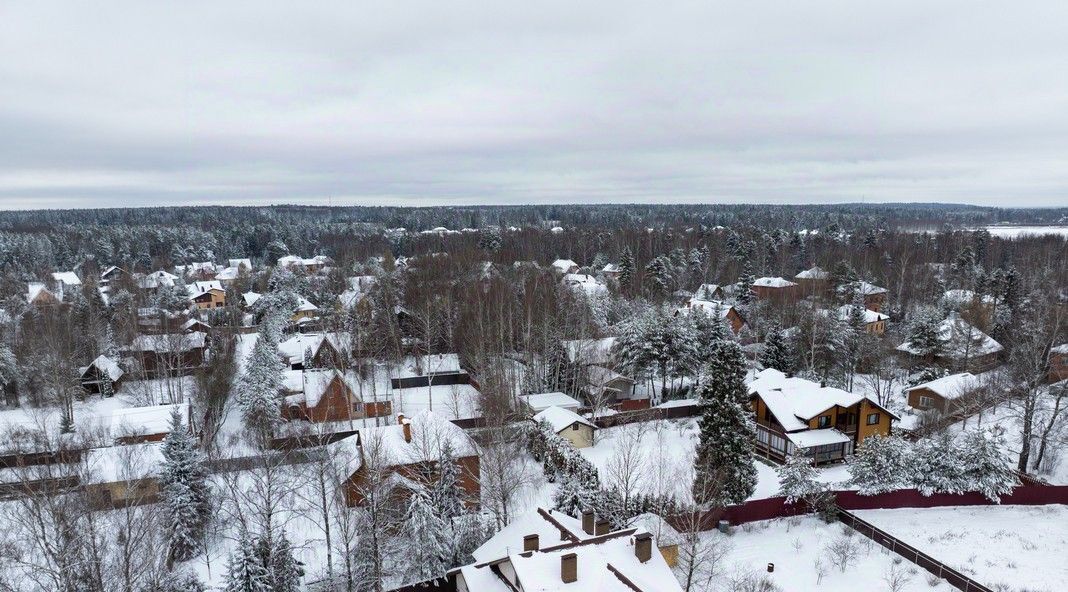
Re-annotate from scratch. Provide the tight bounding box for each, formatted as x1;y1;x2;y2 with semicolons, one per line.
906;373;982;414
282;369;392;423
84;443;163;510
896;312;1003;372
108;403;190;445
186;280;226;310
126;331;208;378
693;283;725;301
26;282;63;307
550;259;580;275
835;305;889;335
676;298;746;334
1048;344;1067;383
79;355;125;396
751;277;800;302
748;369;897;464
794;266;830;296
533;406;597;449
335;411;480;507
842;280;889;312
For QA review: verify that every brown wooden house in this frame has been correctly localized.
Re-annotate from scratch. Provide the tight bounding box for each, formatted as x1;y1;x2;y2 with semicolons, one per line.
336;411;480;507
748;369;896;464
1050;344;1068;383
751;277;800;302
906;372;982;414
282;369;393;423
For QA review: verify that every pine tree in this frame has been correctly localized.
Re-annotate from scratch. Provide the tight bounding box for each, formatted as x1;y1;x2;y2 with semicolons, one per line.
235;333;285;448
759;326;791;372
618;246;635;294
692;341;757;506
160;407;211;564
403;488;452;582
225;535;272;592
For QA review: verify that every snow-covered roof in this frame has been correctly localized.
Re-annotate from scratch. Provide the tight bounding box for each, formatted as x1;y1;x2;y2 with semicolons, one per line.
355;410;477;468
752;277;798;288
83;442;164;484
299;369;364;409
693;283;722;300
682;298;736;320
522;392;582;412
26;282;58;303
472;508;589;563
836;305;889;324
295;295;318;313
656;398;698;409
338;276;377;308
896;314;1003;359
186;280;224;298
51;271;81;286
748;369;896;430
586;365;634;388
228;258;252;270
907;372;981;400
847;280;888;295
458;527;681;592
80;355;124;382
942;289;995;307
129;332;206;353
562;274;607;297
551;259;579;273
215;266;241;281
561;337;617;366
785;428;852;448
242;291;261;307
109;403;188;441
795;266;829;280
534;406;596;433
1052;344;1068;355
602;264;620;274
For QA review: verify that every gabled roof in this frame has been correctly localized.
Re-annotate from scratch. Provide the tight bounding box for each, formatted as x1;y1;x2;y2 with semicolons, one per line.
748;369;898;431
51;271;81;286
521;392;582;412
128;332;206;353
186;280;224;299
79;355;124;382
534;406;596;433
836;305;889;324
795;266;829;280
27;282;59;303
907;372;981;400
354;410;477;468
845;280;888;295
753;277;798;288
551;259;579;273
896;313;1003;358
472;508;588;563
693;283;722;300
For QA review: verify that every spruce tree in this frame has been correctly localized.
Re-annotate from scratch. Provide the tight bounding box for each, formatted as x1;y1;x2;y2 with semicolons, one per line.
776;453;819;504
759;326;791;372
225;535;272;592
849;435;913;495
160;407;211;564
431;444;466;522
692;341;757;506
267;531;305;592
618;247;635;294
235;332;285;448
403;488;452;582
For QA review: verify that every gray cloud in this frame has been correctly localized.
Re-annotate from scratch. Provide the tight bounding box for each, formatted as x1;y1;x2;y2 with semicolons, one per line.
1;1;1066;208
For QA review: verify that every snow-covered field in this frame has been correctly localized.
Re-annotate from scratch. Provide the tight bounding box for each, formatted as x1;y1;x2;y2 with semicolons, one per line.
699;515;955;592
979;225;1068;239
855;505;1068;592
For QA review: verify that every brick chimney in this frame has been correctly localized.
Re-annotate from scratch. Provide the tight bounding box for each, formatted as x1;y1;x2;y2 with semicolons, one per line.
401;418;412;443
581;510;595;535
561;553;577;583
396;413;405;425
595;519;610;535
634;533;653;563
523;534;539;552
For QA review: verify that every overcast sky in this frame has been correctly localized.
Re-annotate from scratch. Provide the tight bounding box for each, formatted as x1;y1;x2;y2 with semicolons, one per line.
1;1;1066;209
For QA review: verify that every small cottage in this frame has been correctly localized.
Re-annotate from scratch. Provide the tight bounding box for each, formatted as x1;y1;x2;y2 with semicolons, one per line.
533;406;597;449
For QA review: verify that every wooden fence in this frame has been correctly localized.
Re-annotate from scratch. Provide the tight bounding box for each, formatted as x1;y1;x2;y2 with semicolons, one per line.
838;509;994;592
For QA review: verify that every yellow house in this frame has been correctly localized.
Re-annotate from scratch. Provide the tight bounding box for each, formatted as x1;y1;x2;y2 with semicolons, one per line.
187;280;226;310
533;406;597;448
837;305;890;335
748;369;897;464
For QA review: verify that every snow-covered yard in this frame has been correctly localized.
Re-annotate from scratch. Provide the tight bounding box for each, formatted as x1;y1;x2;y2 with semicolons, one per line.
577;419;854;504
696;515;955;592
854;505;1068;592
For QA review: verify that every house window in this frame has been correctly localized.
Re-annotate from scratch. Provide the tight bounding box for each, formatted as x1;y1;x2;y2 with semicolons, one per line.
866;413;880;425
918;396;934;409
817;415;831;428
353;402;363;413
572;423;580;431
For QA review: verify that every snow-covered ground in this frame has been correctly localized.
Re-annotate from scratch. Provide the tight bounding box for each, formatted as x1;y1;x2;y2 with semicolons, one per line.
577;419;854;504
855;505;1068;592
979;225;1068;239
698;515;955;592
